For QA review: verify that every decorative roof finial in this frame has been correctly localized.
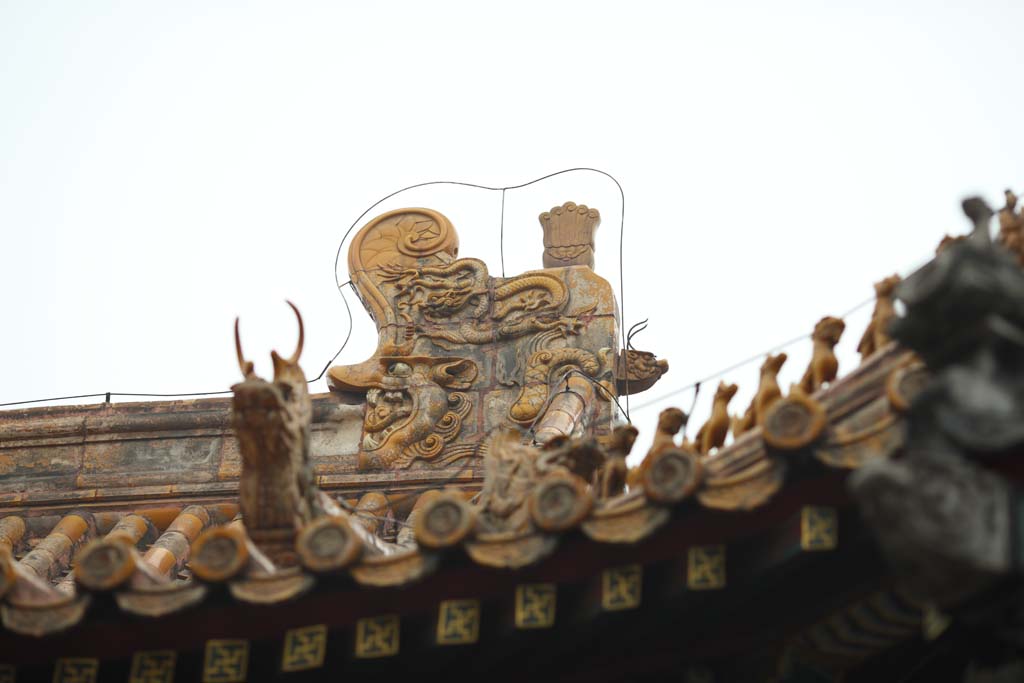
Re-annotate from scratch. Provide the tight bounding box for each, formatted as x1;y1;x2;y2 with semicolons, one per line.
538;201;601;269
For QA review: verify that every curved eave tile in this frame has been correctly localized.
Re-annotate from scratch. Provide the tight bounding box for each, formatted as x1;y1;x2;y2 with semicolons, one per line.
582;495;670;544
698;456;786;511
115;581;207;617
1;594;90;637
229;569;315;604
815;395;904;469
464;531;558;569
349;548;439;587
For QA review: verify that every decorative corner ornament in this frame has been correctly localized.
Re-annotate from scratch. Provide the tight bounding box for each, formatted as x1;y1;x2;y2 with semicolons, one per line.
801;506;838;551
687;545;726;590
355;615;400;658
281;625;328;672
515;583;557;629
129;651;176;683
202;640;248;683
330;206;624;471
602;565;643;611
539;201;600;269
436;600;480;645
52;659;99;683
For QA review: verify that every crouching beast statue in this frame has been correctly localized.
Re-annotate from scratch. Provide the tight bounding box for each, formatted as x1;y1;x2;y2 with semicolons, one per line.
232;301;322;565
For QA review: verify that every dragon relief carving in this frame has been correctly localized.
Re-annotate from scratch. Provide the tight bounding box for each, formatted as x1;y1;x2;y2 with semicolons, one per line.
509;347;610;425
333;356;478;470
330;205;660;472
378;258;593;348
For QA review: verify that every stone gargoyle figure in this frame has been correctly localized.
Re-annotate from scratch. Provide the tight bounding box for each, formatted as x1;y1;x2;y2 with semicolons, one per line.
328;355;478;470
232;302;322;565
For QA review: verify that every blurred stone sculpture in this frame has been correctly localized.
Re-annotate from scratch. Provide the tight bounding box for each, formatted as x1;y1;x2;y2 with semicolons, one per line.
852;196;1024;609
731;353;787;438
597;424;638;500
629;407;687;488
796;317;845;395
998;188;1024;264
695;382;738;455
233;302;321;565
857;275;901;361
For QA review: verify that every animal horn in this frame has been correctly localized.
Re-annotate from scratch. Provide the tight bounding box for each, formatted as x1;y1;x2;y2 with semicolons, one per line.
234;318;255;378
285;300;304;363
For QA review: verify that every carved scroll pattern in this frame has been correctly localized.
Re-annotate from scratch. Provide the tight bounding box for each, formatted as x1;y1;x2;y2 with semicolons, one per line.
378;259;590;348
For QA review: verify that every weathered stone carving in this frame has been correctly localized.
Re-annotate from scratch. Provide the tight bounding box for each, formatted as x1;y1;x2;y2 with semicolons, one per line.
731;353;787;438
853;454;1010;605
852;196;1024;610
695;382;738;455
628;407;687;489
796;316;845;395
856;275;901;361
331;207;625;471
475;429;605;534
330;356;477;470
615;349;669;395
539;201;600;269
596;425;638;500
379;258;590;347
232;303;321;566
509;347;605;425
998;188;1024;265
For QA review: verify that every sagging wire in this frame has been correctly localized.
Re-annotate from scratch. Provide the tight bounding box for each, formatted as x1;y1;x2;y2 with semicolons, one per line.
630;293;878;413
308;280;354;384
0;283;357;408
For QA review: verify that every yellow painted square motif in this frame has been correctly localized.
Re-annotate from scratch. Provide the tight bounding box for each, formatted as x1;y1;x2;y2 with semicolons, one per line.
602;564;642;611
355;615;400;658
688;545;726;590
281;625;328;672
202;640;248;683
436;599;480;645
129;651;176;683
52;659;98;683
515;583;557;629
0;664;14;683
801;506;838;551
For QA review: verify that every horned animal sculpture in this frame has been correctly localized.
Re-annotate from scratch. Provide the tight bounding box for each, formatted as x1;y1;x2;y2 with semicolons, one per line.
857;276;901;361
695;382;738;455
999;189;1024;265
731;353;787;438
796;317;846;395
232;301;321;566
627;408;687;489
597;424;638;500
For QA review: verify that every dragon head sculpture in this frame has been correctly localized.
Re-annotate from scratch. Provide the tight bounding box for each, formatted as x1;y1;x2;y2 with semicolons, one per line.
232;301;319;565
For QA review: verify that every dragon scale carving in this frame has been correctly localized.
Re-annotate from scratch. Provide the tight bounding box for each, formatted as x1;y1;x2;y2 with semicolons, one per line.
380;259;586;347
510;348;604;424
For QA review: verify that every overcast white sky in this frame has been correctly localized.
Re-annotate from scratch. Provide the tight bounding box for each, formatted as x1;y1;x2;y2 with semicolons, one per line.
2;2;1022;460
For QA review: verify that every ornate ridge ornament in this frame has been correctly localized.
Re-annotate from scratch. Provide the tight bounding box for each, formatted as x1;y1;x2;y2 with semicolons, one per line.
232;303;320;565
538;201;601;269
329;204;668;471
